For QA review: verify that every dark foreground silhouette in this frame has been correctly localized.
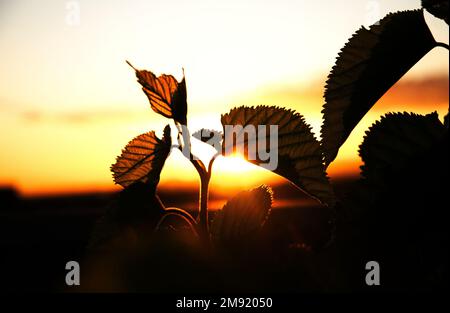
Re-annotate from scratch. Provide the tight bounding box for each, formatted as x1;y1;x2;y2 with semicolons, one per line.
1;162;447;292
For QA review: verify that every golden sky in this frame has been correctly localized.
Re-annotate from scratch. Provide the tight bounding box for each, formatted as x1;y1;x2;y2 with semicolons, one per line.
0;0;448;195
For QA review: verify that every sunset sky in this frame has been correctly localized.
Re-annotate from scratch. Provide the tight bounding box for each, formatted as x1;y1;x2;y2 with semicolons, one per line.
0;0;448;196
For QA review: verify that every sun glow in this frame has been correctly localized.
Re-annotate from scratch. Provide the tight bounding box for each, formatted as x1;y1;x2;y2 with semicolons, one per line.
213;155;255;173
208;154;284;192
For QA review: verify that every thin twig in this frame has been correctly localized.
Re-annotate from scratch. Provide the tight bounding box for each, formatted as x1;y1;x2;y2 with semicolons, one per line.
436;42;449;50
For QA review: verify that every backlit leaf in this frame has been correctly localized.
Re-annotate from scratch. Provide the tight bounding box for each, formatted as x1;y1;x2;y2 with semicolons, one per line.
111;125;172;188
127;61;187;125
321;10;437;165
211;185;273;246
359;112;446;184
221;105;335;206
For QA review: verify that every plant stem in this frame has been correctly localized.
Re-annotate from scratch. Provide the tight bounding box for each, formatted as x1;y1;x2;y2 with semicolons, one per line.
436;42;449;50
175;121;211;245
189;156;210;244
196;154;220;244
198;173;211;244
208;152;220;174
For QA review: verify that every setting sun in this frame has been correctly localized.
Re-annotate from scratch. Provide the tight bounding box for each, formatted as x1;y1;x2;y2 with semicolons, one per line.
214;155;255;173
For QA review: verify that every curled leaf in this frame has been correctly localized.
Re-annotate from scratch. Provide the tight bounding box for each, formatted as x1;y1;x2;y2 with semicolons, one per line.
422;0;449;24
127;61;187;125
192;128;223;152
211;185;273;246
321;10;437;165
221;105;335;206
111;125;172;188
359;112;446;184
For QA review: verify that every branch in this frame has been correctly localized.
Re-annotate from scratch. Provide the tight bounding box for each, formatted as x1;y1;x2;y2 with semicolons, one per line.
175;122;207;175
207;152;220;176
175;121;210;245
436;42;449;50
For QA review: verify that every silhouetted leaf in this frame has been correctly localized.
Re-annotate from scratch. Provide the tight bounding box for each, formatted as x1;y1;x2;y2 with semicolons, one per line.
321;10;437;165
111;125;171;188
422;0;449;24
211;185;273;246
192;128;222;152
88;182;166;249
359;112;446;184
221;105;335;206
127;61;187;125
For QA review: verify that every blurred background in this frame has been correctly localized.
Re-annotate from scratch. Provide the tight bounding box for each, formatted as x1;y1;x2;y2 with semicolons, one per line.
0;0;448;196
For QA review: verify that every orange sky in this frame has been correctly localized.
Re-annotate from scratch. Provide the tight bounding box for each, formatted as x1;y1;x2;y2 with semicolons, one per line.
0;0;448;196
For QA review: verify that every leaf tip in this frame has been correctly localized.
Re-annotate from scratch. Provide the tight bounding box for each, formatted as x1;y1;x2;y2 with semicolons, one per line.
125;60;138;71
